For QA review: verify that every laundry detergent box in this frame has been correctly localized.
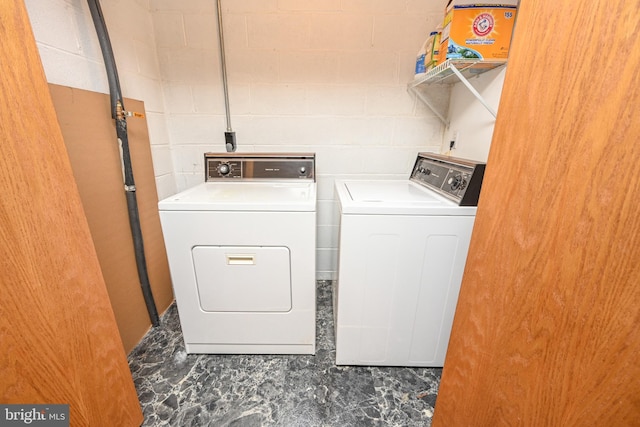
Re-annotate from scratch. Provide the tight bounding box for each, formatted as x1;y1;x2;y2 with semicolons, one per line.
438;0;518;63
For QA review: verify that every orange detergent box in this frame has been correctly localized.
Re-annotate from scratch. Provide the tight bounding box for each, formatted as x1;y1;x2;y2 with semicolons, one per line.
438;0;518;63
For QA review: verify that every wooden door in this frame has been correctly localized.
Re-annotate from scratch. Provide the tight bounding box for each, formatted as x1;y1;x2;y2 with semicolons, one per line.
0;1;143;425
433;1;640;426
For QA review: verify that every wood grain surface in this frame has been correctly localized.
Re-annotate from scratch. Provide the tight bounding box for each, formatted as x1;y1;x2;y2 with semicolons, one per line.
433;0;640;426
0;1;143;425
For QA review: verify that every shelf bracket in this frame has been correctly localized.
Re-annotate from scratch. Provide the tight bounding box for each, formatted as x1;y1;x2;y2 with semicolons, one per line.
448;64;498;119
409;85;450;127
408;60;505;127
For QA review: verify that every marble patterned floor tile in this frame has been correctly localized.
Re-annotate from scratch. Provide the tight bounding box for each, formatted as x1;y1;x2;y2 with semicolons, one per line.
128;281;441;426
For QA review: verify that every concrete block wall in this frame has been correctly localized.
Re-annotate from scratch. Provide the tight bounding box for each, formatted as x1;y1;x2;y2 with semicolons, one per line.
26;0;506;279
25;0;177;200
151;0;445;278
444;67;507;162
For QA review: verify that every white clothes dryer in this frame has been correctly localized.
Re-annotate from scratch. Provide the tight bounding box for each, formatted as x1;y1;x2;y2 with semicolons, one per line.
333;153;485;367
159;153;316;354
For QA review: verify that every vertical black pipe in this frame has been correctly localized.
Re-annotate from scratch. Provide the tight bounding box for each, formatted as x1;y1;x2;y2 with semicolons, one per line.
86;0;160;327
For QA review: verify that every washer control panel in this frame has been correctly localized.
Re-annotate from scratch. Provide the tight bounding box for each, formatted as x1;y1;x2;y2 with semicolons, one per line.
205;153;315;181
410;153;486;206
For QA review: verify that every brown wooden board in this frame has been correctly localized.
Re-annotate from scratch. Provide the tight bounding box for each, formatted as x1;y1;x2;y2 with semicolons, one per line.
48;84;174;354
0;0;142;424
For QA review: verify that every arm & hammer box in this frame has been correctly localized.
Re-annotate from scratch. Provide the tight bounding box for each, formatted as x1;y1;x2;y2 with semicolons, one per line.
438;0;518;64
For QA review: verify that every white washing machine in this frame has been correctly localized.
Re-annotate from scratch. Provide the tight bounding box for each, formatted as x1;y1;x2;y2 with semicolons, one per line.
159;153;316;354
334;153;485;367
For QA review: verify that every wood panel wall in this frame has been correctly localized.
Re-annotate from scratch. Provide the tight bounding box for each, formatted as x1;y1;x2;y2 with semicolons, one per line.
0;1;143;425
433;1;640;425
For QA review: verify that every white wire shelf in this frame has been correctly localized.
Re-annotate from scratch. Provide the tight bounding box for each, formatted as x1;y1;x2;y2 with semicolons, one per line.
408;59;507;126
409;59;506;87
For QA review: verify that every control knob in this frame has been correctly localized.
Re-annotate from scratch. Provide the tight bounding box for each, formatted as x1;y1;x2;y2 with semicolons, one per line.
218;163;231;175
449;174;467;191
299;166;307;175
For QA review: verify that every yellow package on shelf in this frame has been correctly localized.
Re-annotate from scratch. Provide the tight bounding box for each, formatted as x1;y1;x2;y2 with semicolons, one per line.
438;0;518;64
426;31;442;70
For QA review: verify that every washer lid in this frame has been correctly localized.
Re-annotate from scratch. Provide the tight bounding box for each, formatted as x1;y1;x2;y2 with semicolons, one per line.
158;182;316;212
336;180;477;216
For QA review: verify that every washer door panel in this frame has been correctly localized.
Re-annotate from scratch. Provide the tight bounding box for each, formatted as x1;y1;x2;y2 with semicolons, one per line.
192;246;292;312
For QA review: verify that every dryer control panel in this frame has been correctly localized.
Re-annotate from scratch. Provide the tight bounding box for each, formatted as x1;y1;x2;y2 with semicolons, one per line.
205;153;315;181
410;153;485;206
